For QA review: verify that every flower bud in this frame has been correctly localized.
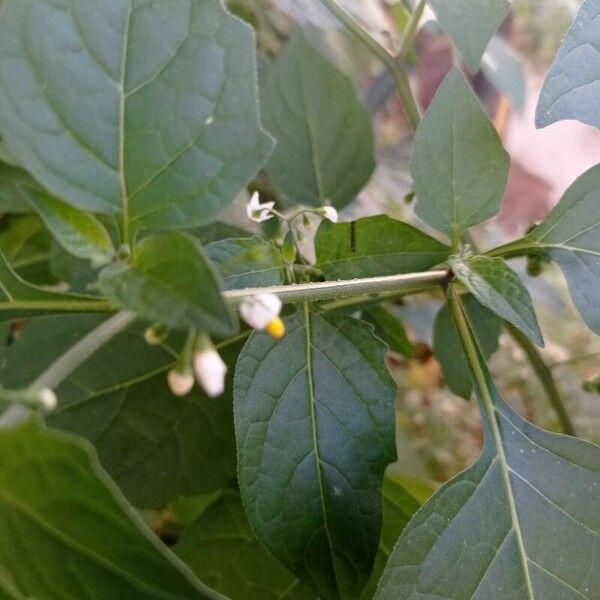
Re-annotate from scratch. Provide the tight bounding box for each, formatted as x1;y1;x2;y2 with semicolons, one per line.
319;206;339;222
193;348;228;398
37;388;57;411
167;369;194;397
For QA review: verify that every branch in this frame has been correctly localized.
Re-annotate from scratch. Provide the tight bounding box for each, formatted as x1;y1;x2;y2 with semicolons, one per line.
506;323;577;436
317;0;422;129
223;270;449;305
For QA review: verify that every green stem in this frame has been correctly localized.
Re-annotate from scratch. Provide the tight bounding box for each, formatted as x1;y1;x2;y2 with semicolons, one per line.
223;269;449;305
399;0;426;59
32;311;136;390
506;323;577;436
317;0;422;129
484;238;537;259
0;299;113;313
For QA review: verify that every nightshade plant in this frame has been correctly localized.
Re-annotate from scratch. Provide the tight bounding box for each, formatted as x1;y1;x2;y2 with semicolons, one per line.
0;0;598;599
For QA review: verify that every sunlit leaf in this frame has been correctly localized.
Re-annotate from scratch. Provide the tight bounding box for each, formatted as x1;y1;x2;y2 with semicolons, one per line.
0;0;272;231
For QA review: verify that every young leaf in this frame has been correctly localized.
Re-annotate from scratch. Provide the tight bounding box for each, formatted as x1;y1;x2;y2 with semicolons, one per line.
176;490;315;600
0;418;222;599
0;0;272;231
359;475;421;600
433;296;502;399
99;232;236;336
19;186;114;266
0;315;241;508
315;215;450;279
376;295;600;600
0;248;107;322
262;29;375;208
207;237;285;290
536;0;600;128
450;255;544;347
363;306;415;359
234;307;397;600
523;164;600;334
411;68;510;244
429;0;511;73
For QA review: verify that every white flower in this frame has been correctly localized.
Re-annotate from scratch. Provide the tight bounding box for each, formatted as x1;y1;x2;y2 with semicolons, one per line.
320;206;339;222
239;293;285;339
37;388;57;411
194;348;228;398
246;191;275;223
167;369;194;397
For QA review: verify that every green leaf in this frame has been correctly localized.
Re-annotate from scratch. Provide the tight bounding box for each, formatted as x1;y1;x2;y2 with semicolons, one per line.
0;315;242;508
19;186;114;266
0;0;272;231
315;216;450;279
50;242;98;294
176;490;315;600
450;255;544;347
522;164;600;334
0;418;222;599
262;29;375;208
433;295;502;399
411;68;510;243
536;0;600;129
99;232;236;335
362;305;415;359
234;307;397;600
359;474;421;600
429;0;511;73
0;165;34;214
0;248;106;322
207;237;285;290
375;303;600;600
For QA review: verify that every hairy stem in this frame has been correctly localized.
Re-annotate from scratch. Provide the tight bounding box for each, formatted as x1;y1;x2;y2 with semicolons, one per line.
317;0;422;129
223;270;449;305
32;311;136;390
507;323;577;436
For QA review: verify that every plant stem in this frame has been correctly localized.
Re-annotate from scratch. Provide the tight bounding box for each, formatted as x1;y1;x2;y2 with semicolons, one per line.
484;238;537;259
399;0;426;59
223;269;449;305
32;311;136;390
506;323;577;436
0;299;113;314
317;0;422;129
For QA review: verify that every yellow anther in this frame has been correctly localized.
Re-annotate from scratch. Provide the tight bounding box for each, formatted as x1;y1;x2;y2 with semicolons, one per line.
266;317;286;339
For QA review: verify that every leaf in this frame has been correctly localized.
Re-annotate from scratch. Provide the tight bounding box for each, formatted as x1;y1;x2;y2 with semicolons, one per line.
450;255;544;347
0;165;34;214
19;185;114;266
176;490;316;600
359;474;421;600
234;307;397;600
315;216;450;279
262;29;375;208
411;68;510;243
522;164;600;334
375;305;600;600
0;248;106;322
433;295;502;399
99;232;236;335
482;36;526;113
207;237;285;290
0;315;241;508
362;306;415;359
0;418;222;599
50;242;98;294
429;0;511;73
536;0;600;129
0;0;272;231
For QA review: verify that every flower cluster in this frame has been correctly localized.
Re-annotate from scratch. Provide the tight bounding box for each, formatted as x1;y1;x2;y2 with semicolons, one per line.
168;293;285;399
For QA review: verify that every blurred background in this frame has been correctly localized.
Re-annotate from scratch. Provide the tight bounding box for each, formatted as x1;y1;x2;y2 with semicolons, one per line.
224;0;600;489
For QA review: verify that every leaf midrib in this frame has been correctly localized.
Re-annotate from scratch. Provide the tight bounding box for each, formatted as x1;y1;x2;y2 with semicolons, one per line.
303;303;339;595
